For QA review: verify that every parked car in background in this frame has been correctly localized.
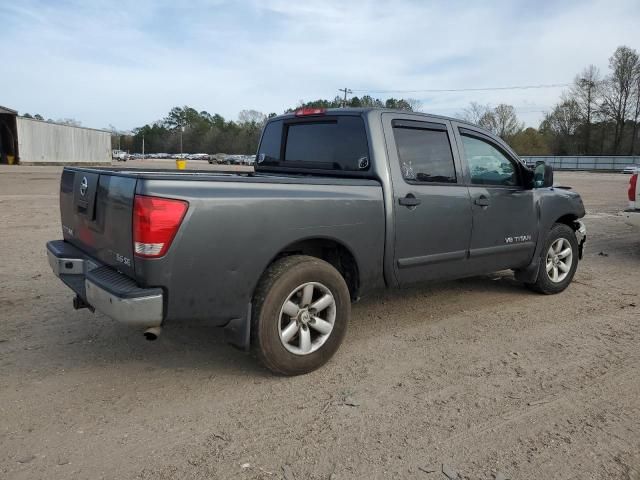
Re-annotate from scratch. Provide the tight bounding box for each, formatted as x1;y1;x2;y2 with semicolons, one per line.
208;153;226;164
622;165;638;174
235;155;255;166
187;153;211;161
624;172;639;229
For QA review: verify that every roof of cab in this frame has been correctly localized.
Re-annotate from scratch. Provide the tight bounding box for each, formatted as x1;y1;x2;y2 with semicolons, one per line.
270;107;523;163
274;107;479;129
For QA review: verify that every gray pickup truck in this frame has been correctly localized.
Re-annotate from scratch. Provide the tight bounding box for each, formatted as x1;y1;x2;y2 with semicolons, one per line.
47;108;586;375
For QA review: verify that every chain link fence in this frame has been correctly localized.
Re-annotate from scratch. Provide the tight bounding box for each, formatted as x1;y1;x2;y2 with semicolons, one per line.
521;156;640;172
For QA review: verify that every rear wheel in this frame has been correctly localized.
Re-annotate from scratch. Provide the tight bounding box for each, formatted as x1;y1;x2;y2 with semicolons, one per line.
527;223;578;294
251;255;350;375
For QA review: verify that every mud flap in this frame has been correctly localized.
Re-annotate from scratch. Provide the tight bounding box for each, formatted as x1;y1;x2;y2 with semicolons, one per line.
574;220;587;260
514;257;540;284
223;304;252;351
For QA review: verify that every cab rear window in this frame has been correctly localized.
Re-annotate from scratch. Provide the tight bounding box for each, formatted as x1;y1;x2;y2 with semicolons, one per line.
256;116;370;173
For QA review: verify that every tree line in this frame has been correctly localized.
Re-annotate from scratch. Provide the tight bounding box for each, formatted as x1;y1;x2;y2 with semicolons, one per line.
112;96;421;155
106;44;639;157
459;45;640;155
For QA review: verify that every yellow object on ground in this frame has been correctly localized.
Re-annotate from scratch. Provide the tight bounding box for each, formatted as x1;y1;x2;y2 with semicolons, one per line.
7;155;15;165
176;159;187;170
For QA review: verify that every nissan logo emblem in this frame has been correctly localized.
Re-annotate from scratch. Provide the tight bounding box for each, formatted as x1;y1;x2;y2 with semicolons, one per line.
80;176;88;197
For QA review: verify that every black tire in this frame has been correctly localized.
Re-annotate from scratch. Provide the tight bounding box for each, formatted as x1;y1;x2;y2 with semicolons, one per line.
251;255;350;376
527;223;579;294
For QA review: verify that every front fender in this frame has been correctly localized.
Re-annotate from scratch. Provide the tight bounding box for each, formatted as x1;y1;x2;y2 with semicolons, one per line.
514;187;586;283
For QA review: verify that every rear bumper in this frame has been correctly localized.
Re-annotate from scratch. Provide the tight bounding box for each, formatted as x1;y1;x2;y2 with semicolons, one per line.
46;240;164;327
624;209;640;229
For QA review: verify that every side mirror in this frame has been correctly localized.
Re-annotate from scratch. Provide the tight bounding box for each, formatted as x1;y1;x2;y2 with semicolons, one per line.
534;162;553;188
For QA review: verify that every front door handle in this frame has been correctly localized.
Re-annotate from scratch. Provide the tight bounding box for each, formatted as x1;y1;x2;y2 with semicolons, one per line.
474;195;490;207
399;194;421;207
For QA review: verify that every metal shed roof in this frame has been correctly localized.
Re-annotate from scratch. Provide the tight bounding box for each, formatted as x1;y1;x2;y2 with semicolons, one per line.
0;105;18;115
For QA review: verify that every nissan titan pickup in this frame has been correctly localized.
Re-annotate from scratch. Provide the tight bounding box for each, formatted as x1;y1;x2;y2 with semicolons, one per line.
47;108;587;375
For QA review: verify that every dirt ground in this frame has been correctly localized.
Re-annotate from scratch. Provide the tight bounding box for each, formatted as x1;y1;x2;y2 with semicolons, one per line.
0;163;638;480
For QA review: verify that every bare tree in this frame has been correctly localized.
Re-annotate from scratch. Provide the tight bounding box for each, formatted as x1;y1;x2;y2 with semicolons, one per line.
56;118;82;127
543;99;582;136
601;46;640;153
406;98;423;112
540;98;582;154
238;109;267;125
569;65;603;153
459;102;492;125
481;104;523;139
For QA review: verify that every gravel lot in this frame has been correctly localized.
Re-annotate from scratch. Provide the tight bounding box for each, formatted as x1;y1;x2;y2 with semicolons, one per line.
0;163;638;480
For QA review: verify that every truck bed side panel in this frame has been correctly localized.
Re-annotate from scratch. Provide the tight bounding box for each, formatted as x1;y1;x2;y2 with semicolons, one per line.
135;179;386;325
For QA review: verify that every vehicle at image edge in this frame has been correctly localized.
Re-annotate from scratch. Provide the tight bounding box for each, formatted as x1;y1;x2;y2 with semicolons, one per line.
625;171;640;229
622;165;638;174
46;108;587;375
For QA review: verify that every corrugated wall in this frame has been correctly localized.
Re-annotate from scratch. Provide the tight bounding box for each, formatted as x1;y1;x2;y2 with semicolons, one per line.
521;156;640;171
16;117;111;164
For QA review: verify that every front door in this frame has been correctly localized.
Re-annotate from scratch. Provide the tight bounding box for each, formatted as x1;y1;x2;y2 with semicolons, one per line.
453;125;537;273
383;113;473;286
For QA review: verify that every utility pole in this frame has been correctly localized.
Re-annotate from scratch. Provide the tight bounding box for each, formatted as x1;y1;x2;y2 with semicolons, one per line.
338;87;352;107
142;135;145;159
180;126;184;157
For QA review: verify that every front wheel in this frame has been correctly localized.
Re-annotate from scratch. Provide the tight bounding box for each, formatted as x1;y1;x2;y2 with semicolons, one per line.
527;223;579;294
251;255;350;375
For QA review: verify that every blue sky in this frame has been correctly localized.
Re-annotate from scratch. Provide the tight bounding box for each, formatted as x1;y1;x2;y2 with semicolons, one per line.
0;0;638;130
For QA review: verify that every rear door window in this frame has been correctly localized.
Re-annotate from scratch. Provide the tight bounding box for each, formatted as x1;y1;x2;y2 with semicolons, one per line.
257;116;370;172
392;124;457;183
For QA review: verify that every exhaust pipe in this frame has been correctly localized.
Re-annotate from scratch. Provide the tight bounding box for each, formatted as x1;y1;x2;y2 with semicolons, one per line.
144;326;162;341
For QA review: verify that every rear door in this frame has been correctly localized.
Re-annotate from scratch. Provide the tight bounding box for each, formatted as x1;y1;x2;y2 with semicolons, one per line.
382;113;473;285
60;168;137;276
452;124;537;272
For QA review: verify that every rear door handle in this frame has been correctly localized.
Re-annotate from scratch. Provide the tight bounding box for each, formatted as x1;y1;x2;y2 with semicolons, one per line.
399;194;421;207
474;195;490;207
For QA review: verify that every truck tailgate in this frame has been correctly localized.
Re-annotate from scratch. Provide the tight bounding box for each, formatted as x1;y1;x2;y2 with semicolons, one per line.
60;168;136;277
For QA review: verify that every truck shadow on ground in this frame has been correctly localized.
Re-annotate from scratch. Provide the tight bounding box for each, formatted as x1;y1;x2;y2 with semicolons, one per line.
29;273;532;378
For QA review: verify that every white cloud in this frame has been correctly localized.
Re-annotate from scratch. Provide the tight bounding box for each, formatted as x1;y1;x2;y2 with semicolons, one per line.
0;0;638;129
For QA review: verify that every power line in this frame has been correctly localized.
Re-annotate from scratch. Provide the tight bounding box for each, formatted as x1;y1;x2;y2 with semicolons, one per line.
338;87;352;107
350;83;570;94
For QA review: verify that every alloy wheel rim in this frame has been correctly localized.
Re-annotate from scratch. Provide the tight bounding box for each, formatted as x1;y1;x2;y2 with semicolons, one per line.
278;282;336;355
545;237;573;283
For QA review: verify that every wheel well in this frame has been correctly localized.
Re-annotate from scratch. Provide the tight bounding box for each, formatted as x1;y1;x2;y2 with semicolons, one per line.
274;239;360;300
555;214;579;230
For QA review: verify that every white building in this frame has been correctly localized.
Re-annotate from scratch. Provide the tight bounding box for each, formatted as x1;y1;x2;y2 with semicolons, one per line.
0;105;111;165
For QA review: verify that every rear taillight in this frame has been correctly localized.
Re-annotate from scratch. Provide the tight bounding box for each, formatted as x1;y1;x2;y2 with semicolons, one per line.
629;173;638;202
294;107;326;116
133;195;188;258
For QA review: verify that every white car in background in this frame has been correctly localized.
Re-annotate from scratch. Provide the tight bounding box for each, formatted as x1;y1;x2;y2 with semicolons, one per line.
112;149;127;161
622;165;638;174
624;172;640;229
